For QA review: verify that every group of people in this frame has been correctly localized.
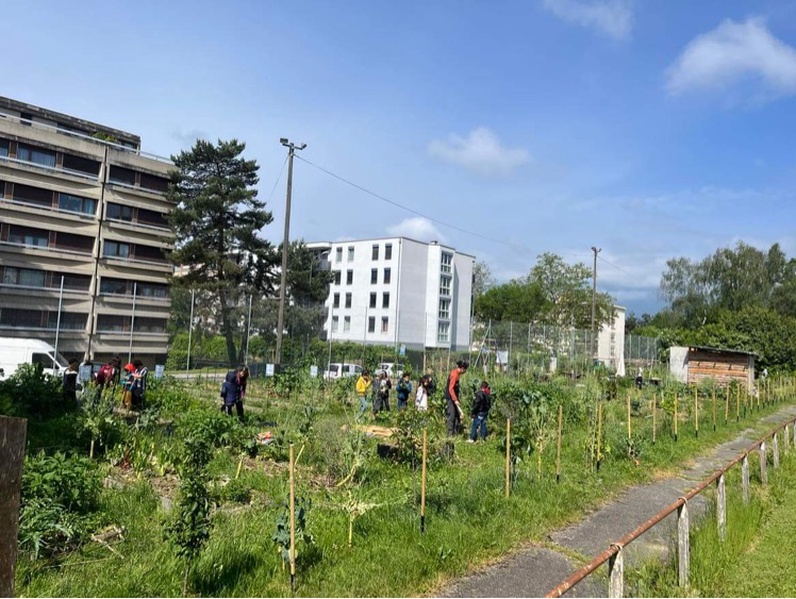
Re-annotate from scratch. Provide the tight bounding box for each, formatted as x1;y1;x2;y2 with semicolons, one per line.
62;355;149;410
354;359;493;443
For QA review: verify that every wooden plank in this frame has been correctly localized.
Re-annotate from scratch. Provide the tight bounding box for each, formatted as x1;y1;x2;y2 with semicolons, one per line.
0;416;27;598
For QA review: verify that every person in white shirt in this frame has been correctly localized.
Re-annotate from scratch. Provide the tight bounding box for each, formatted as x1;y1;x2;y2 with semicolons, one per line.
415;375;429;411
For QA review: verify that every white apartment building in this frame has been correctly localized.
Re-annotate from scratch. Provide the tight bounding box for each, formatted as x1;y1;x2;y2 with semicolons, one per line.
307;237;474;352
0;97;174;366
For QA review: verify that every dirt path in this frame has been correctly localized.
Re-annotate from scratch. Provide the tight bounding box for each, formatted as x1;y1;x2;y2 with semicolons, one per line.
438;404;796;598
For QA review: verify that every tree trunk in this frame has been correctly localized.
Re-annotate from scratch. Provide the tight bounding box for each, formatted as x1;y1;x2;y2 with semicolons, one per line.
218;289;238;367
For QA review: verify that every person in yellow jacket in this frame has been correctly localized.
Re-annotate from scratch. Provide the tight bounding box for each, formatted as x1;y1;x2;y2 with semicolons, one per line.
356;370;372;417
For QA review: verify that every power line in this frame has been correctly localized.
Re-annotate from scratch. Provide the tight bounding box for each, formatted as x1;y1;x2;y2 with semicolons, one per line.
598;254;632;276
295;154;523;250
265;154;289;204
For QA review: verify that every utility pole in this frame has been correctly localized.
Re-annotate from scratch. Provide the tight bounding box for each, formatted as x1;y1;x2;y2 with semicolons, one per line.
591;246;601;362
275;138;306;368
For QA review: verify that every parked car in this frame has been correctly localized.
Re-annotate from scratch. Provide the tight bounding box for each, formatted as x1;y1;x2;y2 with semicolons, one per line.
324;362;363;381
376;362;405;378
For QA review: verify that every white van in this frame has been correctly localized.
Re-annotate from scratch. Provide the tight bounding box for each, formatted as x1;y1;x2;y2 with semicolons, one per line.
0;337;69;381
323;362;363;381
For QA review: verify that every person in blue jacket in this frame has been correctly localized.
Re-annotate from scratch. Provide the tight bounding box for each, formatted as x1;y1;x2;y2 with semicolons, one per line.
221;365;248;421
395;372;412;410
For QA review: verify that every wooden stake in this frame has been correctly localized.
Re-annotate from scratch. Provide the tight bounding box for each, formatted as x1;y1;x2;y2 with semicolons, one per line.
421;428;427;533
596;402;603;471
652;393;657;444
674;392;678;442
694;387;699;438
725;387;729;424
712;388;717;432
736;385;740;422
627;392;631;440
236;456;243;480
505;418;511;497
289;443;296;590
556;404;563;484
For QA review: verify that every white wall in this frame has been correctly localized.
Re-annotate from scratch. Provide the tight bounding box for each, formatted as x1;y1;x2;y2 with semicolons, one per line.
669;346;689;383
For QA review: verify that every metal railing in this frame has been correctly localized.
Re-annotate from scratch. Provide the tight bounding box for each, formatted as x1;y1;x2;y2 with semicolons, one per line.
546;411;796;597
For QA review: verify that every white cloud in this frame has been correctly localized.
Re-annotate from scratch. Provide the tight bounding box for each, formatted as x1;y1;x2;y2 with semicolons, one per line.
386;217;447;243
428;127;530;177
667;17;796;98
541;0;633;40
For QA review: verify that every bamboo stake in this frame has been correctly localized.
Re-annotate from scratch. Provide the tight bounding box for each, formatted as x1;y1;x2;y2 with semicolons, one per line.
236;456;243;480
725;387;729;424
556;404;563;484
712;387;717;432
596;402;603;471
627;392;632;440
736;385;740;422
652;393;657;444
505;418;511;497
674;392;678;442
289;443;296;591
421;428;427;533
694;386;699;438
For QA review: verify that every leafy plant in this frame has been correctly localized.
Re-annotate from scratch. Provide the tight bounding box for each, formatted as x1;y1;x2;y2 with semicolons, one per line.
272;497;315;568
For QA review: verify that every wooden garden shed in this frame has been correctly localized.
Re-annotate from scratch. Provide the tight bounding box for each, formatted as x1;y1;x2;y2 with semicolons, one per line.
669;345;756;391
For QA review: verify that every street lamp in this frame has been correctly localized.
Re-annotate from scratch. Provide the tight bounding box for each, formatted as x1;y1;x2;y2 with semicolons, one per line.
275;138;307;368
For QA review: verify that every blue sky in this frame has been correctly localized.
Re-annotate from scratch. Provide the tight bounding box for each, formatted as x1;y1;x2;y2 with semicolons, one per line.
7;0;796;315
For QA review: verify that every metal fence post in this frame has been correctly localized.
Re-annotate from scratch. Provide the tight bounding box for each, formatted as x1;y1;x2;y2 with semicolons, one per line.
608;545;624;598
760;441;767;485
717;473;726;542
773;433;780;469
677;500;690;588
742;454;750;505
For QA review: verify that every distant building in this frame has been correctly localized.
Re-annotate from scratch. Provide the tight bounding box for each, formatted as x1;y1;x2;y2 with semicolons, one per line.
0;96;174;365
307;237;474;351
597;305;626;374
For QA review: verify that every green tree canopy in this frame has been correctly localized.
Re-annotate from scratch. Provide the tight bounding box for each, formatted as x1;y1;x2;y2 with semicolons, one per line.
168;139;278;366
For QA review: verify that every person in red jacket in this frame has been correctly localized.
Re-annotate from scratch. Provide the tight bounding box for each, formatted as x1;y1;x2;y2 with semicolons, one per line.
445;360;469;436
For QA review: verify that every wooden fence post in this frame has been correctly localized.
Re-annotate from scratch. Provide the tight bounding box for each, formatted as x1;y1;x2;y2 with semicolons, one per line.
785;424;790;450
420;428;427;533
0;416;27;599
742;454;750;505
608;545;624;598
674;392;679;442
678;500;690;588
652;394;656;444
724;388;729;424
712;388;716;432
289;443;296;591
717;473;726;542
694;387;699;438
760;441;767;486
556;405;563;484
627;392;631;440
597;402;603;471
773;432;780;469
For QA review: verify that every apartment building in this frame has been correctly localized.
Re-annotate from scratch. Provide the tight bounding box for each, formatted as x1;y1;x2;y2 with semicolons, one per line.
0;97;174;366
307;237;474;352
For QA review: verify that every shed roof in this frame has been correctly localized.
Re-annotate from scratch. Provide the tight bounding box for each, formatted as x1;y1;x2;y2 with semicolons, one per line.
688;345;758;358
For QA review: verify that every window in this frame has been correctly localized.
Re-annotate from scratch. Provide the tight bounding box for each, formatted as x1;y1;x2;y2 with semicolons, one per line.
104;241;130;259
137;208;168;228
348;246;354;262
100;278;130;295
109;165;136;186
333;293;340;308
371;268;378;284
336;247;343;262
439;298;450;319
385;243;392;260
381;317;389;333
368;316;376;333
16;144;56;168
134;245;166;263
31;353;51;366
372;244;379;260
441;252;453;274
97;314;129;332
139;172;169;193
46;312;86;330
54;232;93;253
106;203;134;221
334;271;341;285
331;316;339;332
344;316;351;332
345;292;352;308
439;275;451;296
382;292;390;308
2;267;45;288
0;308;44;328
384;268;391;284
8;226;48;247
58;193;96;216
135;317;167;333
369;292;377;308
437;321;450;343
346;270;353;285
13;183;53;208
62;153;100;177
0;139;8;157
61;273;91;291
138;282;169;298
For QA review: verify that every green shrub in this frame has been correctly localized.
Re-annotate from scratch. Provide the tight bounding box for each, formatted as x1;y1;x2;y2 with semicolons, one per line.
0;363;66;418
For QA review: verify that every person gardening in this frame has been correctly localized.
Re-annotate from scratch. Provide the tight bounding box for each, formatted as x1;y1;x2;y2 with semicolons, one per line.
469;381;492;443
445;360;468;436
395;372;412;410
